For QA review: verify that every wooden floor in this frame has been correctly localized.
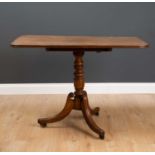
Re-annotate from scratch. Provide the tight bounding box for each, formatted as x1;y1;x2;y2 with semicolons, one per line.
0;94;155;152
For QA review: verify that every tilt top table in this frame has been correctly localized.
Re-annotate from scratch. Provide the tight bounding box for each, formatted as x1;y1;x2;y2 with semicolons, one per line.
11;35;148;139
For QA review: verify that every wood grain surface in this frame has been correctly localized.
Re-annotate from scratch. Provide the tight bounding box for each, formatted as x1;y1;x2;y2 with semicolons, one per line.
11;35;149;50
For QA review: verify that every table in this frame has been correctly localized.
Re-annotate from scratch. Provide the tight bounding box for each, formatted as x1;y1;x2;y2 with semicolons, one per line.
11;35;148;139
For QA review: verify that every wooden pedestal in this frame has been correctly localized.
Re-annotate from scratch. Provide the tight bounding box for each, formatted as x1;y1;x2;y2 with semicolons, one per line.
38;50;105;139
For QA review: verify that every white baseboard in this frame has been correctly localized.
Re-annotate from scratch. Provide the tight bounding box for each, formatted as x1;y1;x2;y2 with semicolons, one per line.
0;83;155;95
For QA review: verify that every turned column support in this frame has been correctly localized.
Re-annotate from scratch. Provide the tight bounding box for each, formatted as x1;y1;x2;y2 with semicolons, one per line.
73;50;85;96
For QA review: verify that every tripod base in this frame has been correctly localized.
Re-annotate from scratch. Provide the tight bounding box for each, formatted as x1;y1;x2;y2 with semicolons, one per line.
38;91;105;139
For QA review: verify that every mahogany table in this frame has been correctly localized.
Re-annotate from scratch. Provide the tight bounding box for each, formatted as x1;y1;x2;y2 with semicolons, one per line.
11;35;148;139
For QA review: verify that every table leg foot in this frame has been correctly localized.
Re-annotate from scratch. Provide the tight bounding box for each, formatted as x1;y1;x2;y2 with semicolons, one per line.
91;107;100;116
38;120;47;128
81;94;105;140
99;131;105;139
38;92;74;127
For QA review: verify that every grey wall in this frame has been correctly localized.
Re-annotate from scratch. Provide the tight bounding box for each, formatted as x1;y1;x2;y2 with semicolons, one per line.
0;3;154;83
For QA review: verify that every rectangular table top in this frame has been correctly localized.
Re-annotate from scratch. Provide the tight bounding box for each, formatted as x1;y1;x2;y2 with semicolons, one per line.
11;35;148;51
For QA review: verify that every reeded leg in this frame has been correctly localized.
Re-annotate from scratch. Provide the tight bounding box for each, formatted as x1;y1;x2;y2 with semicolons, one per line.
83;91;100;116
81;94;105;139
38;92;74;127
